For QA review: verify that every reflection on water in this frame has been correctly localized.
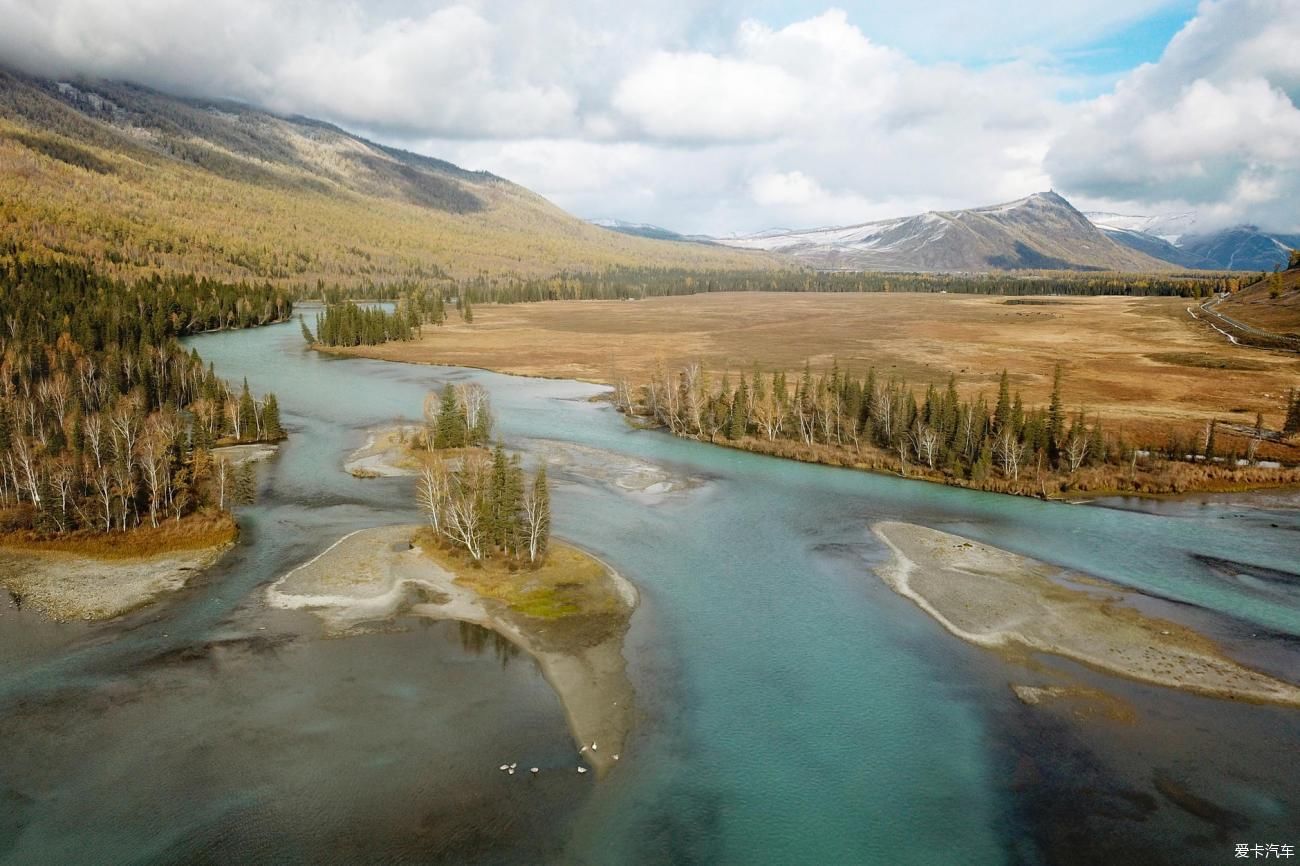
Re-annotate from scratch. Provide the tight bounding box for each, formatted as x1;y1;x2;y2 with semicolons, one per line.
457;620;521;667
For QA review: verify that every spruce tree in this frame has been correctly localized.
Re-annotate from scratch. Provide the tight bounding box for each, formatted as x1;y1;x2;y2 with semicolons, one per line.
994;370;1011;431
238;379;257;441
235;461;257;504
434;384;466;449
1047;362;1064;458
263;393;284;440
727;391;745;440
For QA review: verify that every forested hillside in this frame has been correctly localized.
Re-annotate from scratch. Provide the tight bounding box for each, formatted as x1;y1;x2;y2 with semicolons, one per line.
0;69;776;285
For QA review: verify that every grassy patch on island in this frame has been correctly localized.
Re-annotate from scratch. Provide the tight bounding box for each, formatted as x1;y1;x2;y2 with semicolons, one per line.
413;528;622;621
0;510;238;559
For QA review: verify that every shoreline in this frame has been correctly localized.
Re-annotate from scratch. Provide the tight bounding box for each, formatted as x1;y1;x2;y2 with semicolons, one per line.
0;532;237;622
683;429;1300;503
343;426;424;477
266;524;638;776
311;345;1300;504
871;520;1300;708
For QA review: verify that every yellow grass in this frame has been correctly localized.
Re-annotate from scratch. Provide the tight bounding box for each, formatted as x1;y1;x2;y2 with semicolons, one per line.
342;291;1300;446
413;528;620;621
0;510;238;559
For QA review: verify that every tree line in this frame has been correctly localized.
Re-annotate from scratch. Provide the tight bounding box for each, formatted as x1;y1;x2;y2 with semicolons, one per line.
435;266;1243;304
622;360;1295;494
294;266;1244;351
410;385;550;564
303;286;462;347
0;257;284;536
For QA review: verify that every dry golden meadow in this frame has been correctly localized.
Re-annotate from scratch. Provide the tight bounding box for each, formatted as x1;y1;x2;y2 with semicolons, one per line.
346;291;1300;444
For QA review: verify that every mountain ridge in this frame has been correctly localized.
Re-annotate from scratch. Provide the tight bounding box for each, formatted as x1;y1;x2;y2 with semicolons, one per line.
1086;210;1299;272
0;68;779;282
712;192;1174;272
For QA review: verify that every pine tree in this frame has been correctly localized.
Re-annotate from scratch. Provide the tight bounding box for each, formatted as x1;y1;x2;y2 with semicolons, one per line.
1047;362;1064;458
238;378;257;441
994;370;1011;431
263;393;284;440
1204;420;1218;462
460;292;474;323
235;461;257;504
727;391;745;440
971;436;994;484
434;384;466;449
299;314;315;344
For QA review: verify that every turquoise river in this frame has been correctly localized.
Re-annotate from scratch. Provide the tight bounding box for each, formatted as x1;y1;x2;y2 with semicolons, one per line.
1;315;1298;864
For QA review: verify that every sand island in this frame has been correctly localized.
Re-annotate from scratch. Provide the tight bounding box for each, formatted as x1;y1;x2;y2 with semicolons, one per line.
267;523;638;776
872;520;1300;707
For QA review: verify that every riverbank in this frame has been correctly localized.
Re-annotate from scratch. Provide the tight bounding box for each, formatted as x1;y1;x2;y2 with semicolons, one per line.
266;524;638;776
0;512;238;621
871;520;1300;707
328;292;1300;456
343;425;423;477
699;431;1300;501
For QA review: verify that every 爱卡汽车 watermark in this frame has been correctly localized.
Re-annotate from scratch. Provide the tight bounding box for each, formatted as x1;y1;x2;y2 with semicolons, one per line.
1236;844;1295;859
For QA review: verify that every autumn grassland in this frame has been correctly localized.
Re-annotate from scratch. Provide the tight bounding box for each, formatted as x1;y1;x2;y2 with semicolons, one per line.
340;291;1300;445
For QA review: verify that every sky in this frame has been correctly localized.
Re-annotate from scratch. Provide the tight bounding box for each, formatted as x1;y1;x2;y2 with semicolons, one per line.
1;0;1297;235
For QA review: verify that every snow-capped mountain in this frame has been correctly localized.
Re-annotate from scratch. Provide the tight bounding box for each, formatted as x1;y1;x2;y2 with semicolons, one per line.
1085;211;1199;245
714;192;1172;272
1085;212;1300;271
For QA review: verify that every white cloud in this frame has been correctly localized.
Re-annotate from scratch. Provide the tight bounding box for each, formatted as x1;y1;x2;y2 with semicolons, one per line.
750;171;825;206
1047;0;1300;232
0;0;1294;234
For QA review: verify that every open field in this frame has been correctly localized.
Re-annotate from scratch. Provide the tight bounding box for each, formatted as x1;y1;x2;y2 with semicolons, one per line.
343;292;1300;443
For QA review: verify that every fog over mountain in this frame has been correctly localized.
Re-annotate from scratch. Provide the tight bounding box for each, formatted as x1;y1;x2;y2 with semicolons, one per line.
0;0;1295;236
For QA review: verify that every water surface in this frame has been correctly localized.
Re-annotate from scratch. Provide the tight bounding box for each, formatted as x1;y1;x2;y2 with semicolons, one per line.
2;318;1298;864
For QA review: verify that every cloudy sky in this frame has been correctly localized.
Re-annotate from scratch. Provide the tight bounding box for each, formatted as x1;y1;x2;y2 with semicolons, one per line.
2;0;1297;234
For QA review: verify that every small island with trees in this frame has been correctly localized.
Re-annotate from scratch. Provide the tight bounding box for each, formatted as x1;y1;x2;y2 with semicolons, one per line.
270;385;639;775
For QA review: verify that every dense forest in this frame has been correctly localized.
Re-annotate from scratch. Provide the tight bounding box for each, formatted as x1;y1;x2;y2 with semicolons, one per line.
621;360;1299;496
316;265;1241;308
0;257;287;538
448;266;1243;303
306;287;461;347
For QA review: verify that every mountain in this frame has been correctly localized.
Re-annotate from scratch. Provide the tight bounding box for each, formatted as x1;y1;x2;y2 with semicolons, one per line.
715;192;1173;272
1087;211;1300;271
588;219;716;245
0;69;776;283
1178;227;1300;272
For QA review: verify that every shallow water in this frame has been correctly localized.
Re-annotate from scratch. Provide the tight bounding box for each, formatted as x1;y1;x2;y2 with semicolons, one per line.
2;317;1298;864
